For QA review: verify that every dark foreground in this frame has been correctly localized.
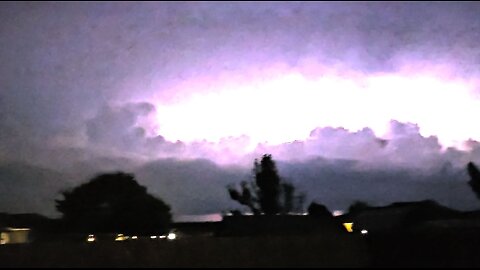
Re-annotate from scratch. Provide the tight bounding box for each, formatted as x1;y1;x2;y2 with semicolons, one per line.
0;234;367;267
368;230;480;268
1;231;480;267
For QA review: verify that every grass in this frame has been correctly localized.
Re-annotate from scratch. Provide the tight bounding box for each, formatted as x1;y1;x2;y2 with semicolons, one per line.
4;229;480;267
0;233;369;267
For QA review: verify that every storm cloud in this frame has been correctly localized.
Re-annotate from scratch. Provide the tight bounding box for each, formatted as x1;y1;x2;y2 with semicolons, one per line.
2;2;480;217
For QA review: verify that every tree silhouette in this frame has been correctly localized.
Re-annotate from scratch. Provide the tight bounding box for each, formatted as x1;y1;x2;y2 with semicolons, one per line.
467;162;480;200
55;172;172;234
347;200;371;215
308;202;332;217
228;154;304;215
255;154;281;214
227;181;260;215
282;182;295;214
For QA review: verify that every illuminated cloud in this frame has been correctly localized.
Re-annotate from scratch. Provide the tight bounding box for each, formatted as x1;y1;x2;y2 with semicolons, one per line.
154;71;480;149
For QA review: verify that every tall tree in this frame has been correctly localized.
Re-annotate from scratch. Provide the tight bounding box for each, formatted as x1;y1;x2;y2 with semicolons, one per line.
228;154;303;215
55;172;172;234
467;162;480;200
254;154;281;214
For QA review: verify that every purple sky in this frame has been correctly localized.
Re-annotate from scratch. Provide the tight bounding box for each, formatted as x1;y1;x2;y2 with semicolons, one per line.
1;2;480;217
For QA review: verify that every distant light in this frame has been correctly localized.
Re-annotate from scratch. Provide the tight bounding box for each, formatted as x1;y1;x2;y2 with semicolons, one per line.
333;210;344;216
6;227;30;232
150;236;157;239
301;212;308;216
87;234;96;242
361;229;368;235
131;236;138;240
115;234;127;241
167;233;176;240
159;235;166;239
343;222;354;233
1;233;9;245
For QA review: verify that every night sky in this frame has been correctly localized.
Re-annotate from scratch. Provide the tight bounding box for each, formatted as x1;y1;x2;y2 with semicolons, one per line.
1;2;480;218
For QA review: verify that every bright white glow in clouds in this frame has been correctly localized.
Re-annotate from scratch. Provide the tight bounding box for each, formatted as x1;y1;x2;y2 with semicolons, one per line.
155;69;480;149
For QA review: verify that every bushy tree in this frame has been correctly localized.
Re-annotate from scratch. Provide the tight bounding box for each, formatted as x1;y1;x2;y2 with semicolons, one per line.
55;172;172;234
347;200;371;215
308;202;332;217
228;154;304;215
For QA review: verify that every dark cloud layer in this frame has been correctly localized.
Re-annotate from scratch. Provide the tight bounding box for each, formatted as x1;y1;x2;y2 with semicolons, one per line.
0;162;69;216
1;155;478;218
